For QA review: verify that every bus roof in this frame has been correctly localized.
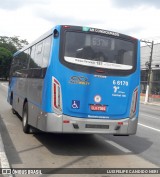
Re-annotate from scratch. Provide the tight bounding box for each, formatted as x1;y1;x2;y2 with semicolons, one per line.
13;25;138;56
13;28;54;57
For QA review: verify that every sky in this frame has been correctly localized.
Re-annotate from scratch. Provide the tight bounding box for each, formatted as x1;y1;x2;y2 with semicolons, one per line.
0;0;160;43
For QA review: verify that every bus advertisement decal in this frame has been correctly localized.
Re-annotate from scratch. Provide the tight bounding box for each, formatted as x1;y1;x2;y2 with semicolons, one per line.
89;28;120;37
69;76;90;85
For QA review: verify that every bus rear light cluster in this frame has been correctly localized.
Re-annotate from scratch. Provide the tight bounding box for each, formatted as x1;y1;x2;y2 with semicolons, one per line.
130;87;138;118
52;77;62;114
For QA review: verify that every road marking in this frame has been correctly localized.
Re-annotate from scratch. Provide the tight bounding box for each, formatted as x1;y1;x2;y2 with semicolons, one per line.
1;83;8;88
0;117;13;177
0;138;13;177
140;113;159;120
0;152;10;168
105;140;131;153
138;123;160;132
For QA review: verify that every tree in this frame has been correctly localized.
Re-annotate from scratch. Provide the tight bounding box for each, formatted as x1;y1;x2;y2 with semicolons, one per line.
0;47;12;80
0;42;17;54
0;36;29;51
0;36;29;80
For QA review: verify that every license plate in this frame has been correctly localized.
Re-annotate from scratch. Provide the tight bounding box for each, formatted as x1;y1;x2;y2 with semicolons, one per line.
90;105;106;112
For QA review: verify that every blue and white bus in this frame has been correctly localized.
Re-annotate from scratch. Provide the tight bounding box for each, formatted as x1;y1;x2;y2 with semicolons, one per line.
8;25;140;135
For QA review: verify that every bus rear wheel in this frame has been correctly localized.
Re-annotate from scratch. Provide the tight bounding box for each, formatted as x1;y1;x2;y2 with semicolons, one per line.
12;108;16;114
22;102;30;134
10;94;17;114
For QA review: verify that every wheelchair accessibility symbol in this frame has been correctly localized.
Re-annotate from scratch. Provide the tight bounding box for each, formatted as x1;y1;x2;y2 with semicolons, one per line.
72;100;80;109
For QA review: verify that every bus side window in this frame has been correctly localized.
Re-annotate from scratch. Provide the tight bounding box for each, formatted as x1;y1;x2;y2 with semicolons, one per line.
28;45;40;78
11;49;29;77
34;42;43;68
42;36;52;68
10;57;19;76
29;42;44;69
20;50;29;70
29;45;36;68
28;37;52;78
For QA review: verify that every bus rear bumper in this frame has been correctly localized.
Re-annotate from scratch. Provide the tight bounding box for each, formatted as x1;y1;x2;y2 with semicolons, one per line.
46;113;138;135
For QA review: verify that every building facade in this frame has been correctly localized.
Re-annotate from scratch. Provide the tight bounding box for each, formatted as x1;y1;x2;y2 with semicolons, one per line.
141;43;160;101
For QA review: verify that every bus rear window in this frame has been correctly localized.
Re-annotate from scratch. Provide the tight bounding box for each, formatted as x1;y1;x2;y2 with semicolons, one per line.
64;32;135;70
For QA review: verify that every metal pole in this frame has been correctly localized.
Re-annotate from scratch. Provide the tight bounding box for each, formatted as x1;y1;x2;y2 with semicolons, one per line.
144;41;154;103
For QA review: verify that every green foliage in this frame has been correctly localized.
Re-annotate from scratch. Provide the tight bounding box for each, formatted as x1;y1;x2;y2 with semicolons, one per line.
0;36;29;80
0;42;17;54
0;36;29;51
0;47;12;80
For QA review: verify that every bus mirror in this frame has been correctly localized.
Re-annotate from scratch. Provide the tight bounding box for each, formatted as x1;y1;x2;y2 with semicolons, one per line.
54;29;59;38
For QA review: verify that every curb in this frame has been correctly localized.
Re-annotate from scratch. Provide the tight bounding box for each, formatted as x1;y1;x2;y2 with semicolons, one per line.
0;115;13;177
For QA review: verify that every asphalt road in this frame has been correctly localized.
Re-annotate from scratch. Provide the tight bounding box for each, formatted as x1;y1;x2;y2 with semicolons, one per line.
0;81;159;177
102;103;160;167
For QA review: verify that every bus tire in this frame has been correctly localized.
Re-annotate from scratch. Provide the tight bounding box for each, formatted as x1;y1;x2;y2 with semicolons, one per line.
12;108;16;114
10;94;17;114
22;102;30;134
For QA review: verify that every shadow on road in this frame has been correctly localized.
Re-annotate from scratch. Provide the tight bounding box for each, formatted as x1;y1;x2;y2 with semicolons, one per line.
34;130;153;156
0;111;153;166
0;114;22;165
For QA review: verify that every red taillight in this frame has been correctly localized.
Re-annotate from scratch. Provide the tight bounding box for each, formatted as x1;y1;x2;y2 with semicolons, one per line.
95;69;105;73
52;77;62;113
62;25;70;29
54;83;57;108
133;89;138;113
63;120;70;123
54;79;59;85
130;87;138;118
118;122;123;125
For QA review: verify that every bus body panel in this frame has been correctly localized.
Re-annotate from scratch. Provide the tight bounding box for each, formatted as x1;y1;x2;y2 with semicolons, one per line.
58;69;139;119
34;113;137;134
8;25;140;135
48;28;140;120
8;77;44;128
